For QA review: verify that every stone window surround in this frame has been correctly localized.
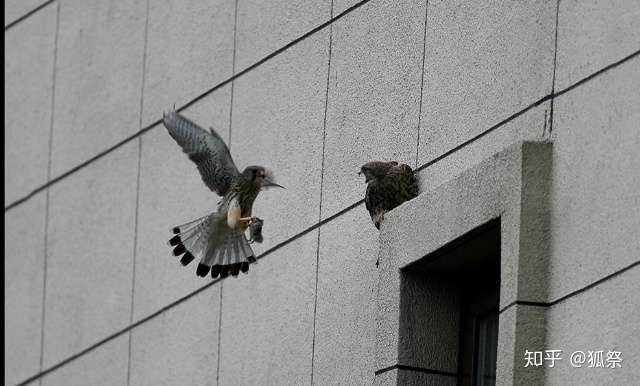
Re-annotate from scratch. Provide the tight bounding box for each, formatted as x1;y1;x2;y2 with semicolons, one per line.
374;141;552;386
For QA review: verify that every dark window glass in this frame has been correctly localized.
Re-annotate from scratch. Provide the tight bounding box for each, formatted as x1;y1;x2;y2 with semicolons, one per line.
474;310;498;386
402;219;501;386
457;263;499;386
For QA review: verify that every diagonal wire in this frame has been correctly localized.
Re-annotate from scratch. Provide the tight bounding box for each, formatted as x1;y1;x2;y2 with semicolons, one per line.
4;0;376;213
14;47;640;385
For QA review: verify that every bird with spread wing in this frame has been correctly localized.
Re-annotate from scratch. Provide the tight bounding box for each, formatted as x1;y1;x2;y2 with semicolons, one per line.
163;110;284;279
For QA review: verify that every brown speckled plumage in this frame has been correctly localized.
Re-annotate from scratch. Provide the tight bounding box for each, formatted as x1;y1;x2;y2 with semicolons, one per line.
360;161;419;230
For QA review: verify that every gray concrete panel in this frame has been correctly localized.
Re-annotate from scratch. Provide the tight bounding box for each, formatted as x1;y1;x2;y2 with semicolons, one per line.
218;232;317;386
545;268;640;385
129;286;221;386
4;194;46;386
4;0;48;26
373;368;458;386
133;87;230;320
41;335;129;386
555;0;640;90
376;142;553;384
396;370;457;386
418;0;556;165
548;57;640;300
398;272;460;374
497;305;547;386
50;0;146;176
313;208;379;385
384;142;554;307
43;142;138;367
333;0;367;17
416;101;550;194
322;0;427;218
234;0;330;70
229;31;329;252
141;0;235;127
4;4;56;205
373;368;397;386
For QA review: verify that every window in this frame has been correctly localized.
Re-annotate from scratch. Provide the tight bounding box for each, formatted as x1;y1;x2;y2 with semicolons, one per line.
401;219;500;386
457;260;500;386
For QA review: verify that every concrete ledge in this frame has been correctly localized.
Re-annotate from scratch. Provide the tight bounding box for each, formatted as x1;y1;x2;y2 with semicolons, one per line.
375;140;553;385
373;367;457;386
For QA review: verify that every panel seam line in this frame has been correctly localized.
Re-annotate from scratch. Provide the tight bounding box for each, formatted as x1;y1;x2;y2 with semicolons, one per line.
125;0;150;384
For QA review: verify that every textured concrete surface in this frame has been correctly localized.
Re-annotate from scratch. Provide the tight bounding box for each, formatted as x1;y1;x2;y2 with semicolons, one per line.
415;101;550;193
230;32;329;252
4;194;46;386
4;0;47;25
555;0;640;90
129;286;221;386
383;142;552;307
333;0;367;17
377;142;553;383
4;0;639;384
4;3;56;205
43;142;138;367
322;0;426;218
396;370;457;386
133;87;230;320
418;0;556;164
50;0;146;176
496;305;547;386
397;272;460;373
373;369;396;386
218;232;317;386
41;335;129;386
373;368;457;386
313;208;378;385
548;57;640;300
545;267;640;385
234;0;330;70
141;0;235;127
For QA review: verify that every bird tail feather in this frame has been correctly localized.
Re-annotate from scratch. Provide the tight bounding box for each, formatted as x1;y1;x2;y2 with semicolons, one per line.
169;212;255;279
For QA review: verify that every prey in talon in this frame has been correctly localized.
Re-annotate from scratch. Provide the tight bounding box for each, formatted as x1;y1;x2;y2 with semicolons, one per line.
163;110;284;279
248;217;264;244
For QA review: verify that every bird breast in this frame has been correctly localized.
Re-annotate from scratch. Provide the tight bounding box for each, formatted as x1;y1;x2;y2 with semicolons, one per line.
226;197;243;229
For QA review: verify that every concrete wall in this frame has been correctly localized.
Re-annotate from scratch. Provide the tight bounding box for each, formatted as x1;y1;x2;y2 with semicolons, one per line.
4;0;639;385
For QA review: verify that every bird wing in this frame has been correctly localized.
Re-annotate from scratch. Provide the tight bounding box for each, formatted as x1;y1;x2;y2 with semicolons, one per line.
365;180;386;217
391;163;419;199
367;164;418;213
163;110;240;196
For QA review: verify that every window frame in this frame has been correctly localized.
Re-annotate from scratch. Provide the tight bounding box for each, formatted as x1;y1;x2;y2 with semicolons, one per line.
373;141;552;386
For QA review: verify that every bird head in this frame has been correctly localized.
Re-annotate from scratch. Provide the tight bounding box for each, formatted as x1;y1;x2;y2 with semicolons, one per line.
242;166;285;190
359;161;398;183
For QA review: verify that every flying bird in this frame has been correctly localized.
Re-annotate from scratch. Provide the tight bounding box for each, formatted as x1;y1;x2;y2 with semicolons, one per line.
163;110;284;279
360;161;419;230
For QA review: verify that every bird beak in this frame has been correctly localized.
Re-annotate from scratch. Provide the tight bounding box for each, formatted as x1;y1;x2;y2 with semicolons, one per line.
262;178;285;189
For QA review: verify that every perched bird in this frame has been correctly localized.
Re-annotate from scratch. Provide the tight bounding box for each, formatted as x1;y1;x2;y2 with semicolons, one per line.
360;161;419;230
163;110;284;279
